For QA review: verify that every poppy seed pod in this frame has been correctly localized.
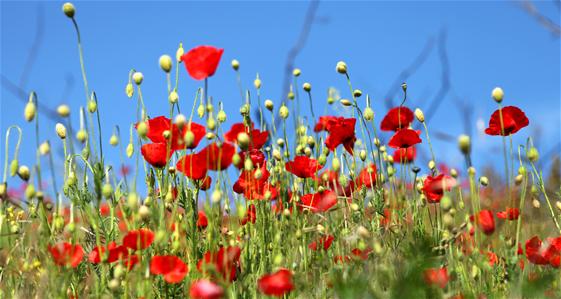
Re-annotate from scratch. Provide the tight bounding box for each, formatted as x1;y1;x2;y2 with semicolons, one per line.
292;68;301;77
265;99;274;111
363;107;374;121
159;55;173;72
353;89;362;98
62;2;75;18
17;165;30;181
414;108;425;123
457;134;471;154
336;61;347;74
55;123;67;139
57;105;70;117
168;90;179;104
279;105;289;119
132;72;144;85
526;147;539;162
340;99;352;106
24;101;36;122
231;59;240;70
491;87;504;103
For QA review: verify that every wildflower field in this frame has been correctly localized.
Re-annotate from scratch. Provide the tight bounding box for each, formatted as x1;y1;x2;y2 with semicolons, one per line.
1;2;561;298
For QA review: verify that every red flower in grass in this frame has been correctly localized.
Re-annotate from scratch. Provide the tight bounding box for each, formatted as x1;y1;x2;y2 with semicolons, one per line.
356;164;377;189
233;165;277;200
299;190;337;213
189;279;224;299
484;106;529;136
496;207;520;220
314;116;336;132
225;122;268;150
316;170;355;198
381;107;414;131
234;149;265;169
181;46;224;80
388;129;421;149
422;174;456;203
424;267;449;288
241;204;257;225
200;142;236;171
351;248;372;260
315;116;356;154
392;146;416;164
198;246;242;282
123;228;155;250
48;242;84;268
140;116;205;151
525;236;561;267
199;176;212;190
197;211;209;229
258;268;294;297
472;210;495;235
141;143;172;168
309;235;335;251
88;242;128;264
285;156;323;178
176;153;208;180
150;255;189;283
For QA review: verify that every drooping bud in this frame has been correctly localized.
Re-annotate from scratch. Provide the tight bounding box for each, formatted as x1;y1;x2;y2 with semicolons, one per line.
340;99;352;106
479;176;489;186
109;134;119;146
17;165;30;181
527;147;539;162
168;90;179;104
126;82;134;98
292;68;301;77
353;89;362;98
175;114;186;128
87;100;97;113
237;132;250;149
24;101;36;122
217;110;227;123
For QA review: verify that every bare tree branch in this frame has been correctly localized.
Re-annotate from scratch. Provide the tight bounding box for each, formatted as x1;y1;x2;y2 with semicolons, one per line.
520;0;561;37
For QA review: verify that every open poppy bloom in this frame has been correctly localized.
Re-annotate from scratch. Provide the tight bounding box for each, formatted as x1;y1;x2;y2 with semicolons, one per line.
258;268;294;297
356;164;377;189
140;116;205;151
471;210;495;235
225;122;268;150
197;246;242;282
422;174;455;203
484;106;529;136
309;235;335;251
380;107;414;131
423;267;449;288
123;228;155;250
388;129;422;149
234;149;265;169
88;241;128;264
233;164;277;200
176;153;208;180
315;116;356;154
285;156;323;178
197;211;209;229
48;242;84;268
181;45;224;80
200;142;236;171
189;279;224;299
150;255;189;283
299;190;337;213
351;248;372;260
392;146;416;163
141;143;172;168
496;207;520;220
525;236;561;267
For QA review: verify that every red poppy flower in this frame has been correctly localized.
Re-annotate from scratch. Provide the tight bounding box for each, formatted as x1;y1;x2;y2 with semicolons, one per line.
233;164;277;200
423;267;449;288
314;116;337;132
316;170;355;198
88;242;128;264
197;211;208;229
484;106;529;136
473;210;495;235
496;207;520;220
392;146;416;164
356;164;377;189
258;268;294;297
199;176;212;190
197;246;242;282
422;174;455;203
181;46;224;81
285;156;323;178
388;129;422;149
315;116;357;154
299;190;337;213
241;204;257;225
200;142;236;171
141;143;172;168
235;149;265;169
309;235;335;251
48;242;84;268
176;153;208;180
351;248;372;260
184;122;207;149
189;279;224;299
225;122;268;150
525;236;561;267
486;251;499;267
123;228;155;250
150;255;189;283
140;116;205;151
381;107;414;131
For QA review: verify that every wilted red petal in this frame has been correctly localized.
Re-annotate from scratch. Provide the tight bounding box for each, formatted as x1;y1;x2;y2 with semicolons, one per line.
181;46;224;80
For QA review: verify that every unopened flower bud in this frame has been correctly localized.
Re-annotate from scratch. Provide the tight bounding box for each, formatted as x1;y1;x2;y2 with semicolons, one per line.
62;2;75;18
24;101;36;122
25;184;35;199
292;68;301;77
264;99;274;111
363;107;374;121
55;123;67;139
336;61;347;74
87;100;97;113
279;105;289;119
254;75;262;89
139;205;150;220
109;134;119;146
359;150;367;161
353;89;362;98
514;174;524;186
491;87;504;103
556;201;561;212
168;90;179;104
527;147;539;162
340;99;352;106
217;110;227;123
414;108;425;123
17;165;30;181
532;198;540;209
207;117;216;131
479;176;489;186
39;141;50;155
127;192;139;210
126;82;134;98
102;183;113;198
458;134;471;154
231;59;240;70
332;157;341;172
428;160;436;170
132;72;143;85
174;114;186;128
159;55;173;72
212;189;222;203
137;121;148;138
176;44;184;62
9;160;18;177
57;104;70;117
302;82;311;92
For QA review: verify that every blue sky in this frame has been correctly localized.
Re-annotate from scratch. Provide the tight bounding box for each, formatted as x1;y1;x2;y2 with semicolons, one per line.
1;1;560;195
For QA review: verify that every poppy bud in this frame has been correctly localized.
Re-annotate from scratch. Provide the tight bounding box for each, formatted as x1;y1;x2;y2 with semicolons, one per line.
336;61;347;74
401;82;407;92
24;184;35;199
276;138;285;147
159;55;173;72
9;160;18;177
197;104;205;118
126;83;134;98
67;171;77;186
237;132;250;149
306;136;315;147
168;90;179;104
109;134;119;146
138;205;150;221
207;117;216;131
174;114;186;128
125;143;134;158
458;134;470;154
357;226;370;239
288;90;295;100
132;72;143;85
231;59;240;70
108;279;120;292
206;132;216;140
414;108;425;123
176;43;184;62
55;123;67;139
39;141;50;155
292;68;301;77
87;100;97;113
556;201;561;212
102;183;113;198
127;192;139;210
279;105;289;119
24;101;36;122
526;147;539;162
73;129;86;143
217;110;227;123
332;157;341;172
363;107;374;121
82;146;90;160
479;176;489;186
340;99;352;106
532;198;540;209
450;168;458;178
353;89;362;98
244;158;253;171
137;121;148;138
254;74;262;89
468;167;476;176
302;82;311;92
440;196;452;211
443;213;454;230
62;2;75;18
428;160;436;170
212;189;222;203
57;104;70;117
491;87;504;103
514;174;523;185
17;165;30;181
265;99;274;111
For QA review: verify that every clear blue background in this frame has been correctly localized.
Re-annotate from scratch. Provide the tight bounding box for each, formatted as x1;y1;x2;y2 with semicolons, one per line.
1;1;559;196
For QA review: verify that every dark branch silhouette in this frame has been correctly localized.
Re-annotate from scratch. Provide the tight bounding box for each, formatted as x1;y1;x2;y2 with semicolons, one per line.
520;0;561;37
